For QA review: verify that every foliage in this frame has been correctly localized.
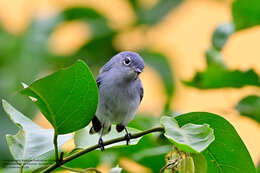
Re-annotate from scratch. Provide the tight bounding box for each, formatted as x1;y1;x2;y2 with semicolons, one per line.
129;0;182;25
2;100;72;171
0;0;177;163
184;66;260;89
161;116;214;153
176;112;256;173
21;60;98;134
232;0;260;30
184;0;260;89
2;60;256;172
0;0;259;172
235;95;260;123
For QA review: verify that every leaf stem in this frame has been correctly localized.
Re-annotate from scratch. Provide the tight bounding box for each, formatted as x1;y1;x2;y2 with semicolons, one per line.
61;166;101;173
20;164;24;173
53;132;59;162
39;127;165;173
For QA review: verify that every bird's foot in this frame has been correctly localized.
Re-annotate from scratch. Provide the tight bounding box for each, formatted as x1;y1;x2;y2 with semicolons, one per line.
98;138;105;151
124;133;131;145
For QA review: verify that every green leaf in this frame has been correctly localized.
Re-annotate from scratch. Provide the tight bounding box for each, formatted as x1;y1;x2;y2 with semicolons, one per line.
2;100;72;167
190;153;207;173
74;125;141;149
257;161;260;173
179;156;195;173
183;66;260;89
160;116;214;153
176;112;256;173
212;23;235;51
129;0;182;25
139;50;175;111
21;60;98;134
232;0;260;30
235;95;260;123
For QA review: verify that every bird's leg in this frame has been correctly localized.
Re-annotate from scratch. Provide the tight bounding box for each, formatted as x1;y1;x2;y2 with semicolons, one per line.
124;127;131;145
98;124;105;151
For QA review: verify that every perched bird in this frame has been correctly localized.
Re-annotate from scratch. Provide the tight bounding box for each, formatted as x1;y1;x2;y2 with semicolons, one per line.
89;51;145;151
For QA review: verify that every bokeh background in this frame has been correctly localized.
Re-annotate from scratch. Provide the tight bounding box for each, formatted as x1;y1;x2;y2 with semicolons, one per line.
0;0;260;172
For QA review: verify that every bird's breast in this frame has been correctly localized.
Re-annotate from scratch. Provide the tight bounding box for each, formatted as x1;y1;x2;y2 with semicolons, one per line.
96;80;139;125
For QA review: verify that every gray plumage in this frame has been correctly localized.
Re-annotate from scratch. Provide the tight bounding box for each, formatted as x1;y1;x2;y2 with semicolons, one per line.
89;51;144;149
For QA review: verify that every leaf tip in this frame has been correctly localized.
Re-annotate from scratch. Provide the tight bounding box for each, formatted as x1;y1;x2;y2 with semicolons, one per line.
2;99;9;110
29;96;38;102
21;82;28;89
76;59;87;66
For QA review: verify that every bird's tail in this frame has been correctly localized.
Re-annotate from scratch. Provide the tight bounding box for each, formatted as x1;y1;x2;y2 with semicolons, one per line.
89;116;102;134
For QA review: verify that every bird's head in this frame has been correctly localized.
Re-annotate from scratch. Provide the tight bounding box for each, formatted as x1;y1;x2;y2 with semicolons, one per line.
118;51;145;80
100;51;145;81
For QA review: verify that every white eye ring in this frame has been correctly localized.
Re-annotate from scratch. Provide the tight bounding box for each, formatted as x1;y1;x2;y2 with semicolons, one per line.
123;57;131;65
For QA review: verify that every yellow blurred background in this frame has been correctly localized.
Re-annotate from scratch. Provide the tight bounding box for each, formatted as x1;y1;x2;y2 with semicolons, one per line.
1;0;259;172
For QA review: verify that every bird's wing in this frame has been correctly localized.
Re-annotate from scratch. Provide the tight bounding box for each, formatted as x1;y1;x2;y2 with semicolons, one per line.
89;75;102;134
96;76;102;88
100;56;117;73
139;83;144;103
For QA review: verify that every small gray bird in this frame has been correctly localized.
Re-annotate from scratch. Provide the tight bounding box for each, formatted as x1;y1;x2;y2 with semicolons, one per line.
89;51;144;151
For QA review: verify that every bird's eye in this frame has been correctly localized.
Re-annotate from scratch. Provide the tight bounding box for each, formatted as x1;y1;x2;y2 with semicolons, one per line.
123;57;131;65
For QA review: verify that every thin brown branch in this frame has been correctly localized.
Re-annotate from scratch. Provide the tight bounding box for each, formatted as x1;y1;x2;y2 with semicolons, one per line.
37;127;164;173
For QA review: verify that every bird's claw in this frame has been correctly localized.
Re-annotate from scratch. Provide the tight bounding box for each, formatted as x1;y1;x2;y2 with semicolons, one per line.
98;138;105;151
125;133;131;145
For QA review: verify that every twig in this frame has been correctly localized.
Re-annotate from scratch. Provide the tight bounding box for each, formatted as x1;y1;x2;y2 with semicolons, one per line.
53;132;59;162
59;152;64;162
84;168;102;173
38;127;165;173
61;166;101;173
32;165;50;173
61;166;85;173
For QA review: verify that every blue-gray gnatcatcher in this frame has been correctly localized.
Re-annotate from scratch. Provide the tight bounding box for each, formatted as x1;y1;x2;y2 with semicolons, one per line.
89;51;145;151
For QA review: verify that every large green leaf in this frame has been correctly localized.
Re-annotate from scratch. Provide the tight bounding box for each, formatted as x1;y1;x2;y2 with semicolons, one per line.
74;125;141;149
160;116;214;153
232;0;260;30
183;65;260;89
2;100;72;168
139;50;175;112
176;112;256;173
21;60;98;134
129;0;182;25
235;95;260;123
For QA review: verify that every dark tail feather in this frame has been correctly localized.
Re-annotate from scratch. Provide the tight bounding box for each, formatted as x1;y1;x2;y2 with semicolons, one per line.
89;116;102;134
116;124;125;133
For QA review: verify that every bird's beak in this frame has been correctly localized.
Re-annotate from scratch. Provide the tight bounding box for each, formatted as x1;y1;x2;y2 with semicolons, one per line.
135;68;142;75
